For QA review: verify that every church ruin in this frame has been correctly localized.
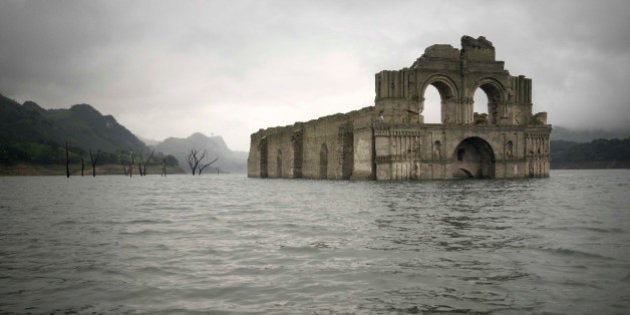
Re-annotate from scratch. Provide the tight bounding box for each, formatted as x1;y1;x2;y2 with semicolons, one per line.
248;36;551;180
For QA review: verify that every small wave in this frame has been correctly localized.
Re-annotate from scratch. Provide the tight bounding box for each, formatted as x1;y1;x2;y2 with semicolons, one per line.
537;246;610;260
126;219;174;224
119;229;178;236
462;271;529;283
310;241;334;249
94;219;174;225
537;226;626;234
52;220;79;226
279;245;320;253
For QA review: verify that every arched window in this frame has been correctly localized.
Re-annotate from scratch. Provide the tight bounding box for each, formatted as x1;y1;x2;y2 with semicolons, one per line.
473;82;502;125
421;78;457;125
473;88;489;124
423;85;441;123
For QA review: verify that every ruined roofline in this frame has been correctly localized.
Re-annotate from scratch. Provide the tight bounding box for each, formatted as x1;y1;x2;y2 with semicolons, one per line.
253;105;375;136
410;35;502;69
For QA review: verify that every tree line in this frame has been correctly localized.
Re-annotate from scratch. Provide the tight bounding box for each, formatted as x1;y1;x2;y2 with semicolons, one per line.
1;140;220;176
550;138;630;168
0;140;179;176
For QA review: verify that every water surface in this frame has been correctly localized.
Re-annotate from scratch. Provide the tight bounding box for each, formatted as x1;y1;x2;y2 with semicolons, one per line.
1;170;629;313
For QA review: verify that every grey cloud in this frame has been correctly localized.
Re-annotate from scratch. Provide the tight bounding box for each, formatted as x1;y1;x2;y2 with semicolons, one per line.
1;0;629;150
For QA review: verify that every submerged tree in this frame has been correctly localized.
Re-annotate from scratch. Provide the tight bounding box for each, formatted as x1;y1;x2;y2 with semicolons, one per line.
198;157;219;175
89;149;100;177
186;148;218;175
129;151;135;178
139;150;154;176
65;141;70;178
120;151;135;177
161;158;167;177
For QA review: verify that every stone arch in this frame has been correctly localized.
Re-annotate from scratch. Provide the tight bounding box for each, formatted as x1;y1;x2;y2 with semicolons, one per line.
276;149;282;177
319;143;328;179
452;137;495;178
472;78;506;125
420;74;459;124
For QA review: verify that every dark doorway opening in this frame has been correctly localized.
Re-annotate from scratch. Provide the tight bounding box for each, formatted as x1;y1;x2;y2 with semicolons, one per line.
452;137;495;178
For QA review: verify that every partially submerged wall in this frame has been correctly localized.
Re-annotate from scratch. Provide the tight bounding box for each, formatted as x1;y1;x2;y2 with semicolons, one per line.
248;35;551;180
248;107;374;179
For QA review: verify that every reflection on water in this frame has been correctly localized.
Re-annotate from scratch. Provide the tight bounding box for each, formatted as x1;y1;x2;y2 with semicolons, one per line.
1;170;629;313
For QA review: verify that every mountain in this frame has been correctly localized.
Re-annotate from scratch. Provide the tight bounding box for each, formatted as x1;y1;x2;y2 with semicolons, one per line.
0;93;147;154
551;138;630;169
154;132;247;173
551;126;630;143
549;126;630;169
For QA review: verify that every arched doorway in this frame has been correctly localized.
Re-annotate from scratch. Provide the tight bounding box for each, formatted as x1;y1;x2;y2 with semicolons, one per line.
319;143;328;179
452;137;495;178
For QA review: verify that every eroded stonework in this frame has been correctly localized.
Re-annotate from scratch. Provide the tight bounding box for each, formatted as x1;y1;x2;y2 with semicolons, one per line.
248;36;551;180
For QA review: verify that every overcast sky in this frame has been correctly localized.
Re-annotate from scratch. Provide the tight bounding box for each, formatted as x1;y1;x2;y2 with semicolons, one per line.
1;0;629;151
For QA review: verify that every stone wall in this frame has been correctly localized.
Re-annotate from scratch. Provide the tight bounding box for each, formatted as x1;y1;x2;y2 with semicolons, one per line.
371;124;550;180
248;107;374;179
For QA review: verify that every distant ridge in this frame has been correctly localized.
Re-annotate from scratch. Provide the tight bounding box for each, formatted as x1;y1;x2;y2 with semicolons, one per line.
551;126;630;143
154;132;247;173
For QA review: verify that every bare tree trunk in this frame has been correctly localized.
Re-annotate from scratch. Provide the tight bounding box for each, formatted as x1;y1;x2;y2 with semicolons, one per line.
89;149;100;177
129;152;134;178
187;149;199;175
187;149;217;175
141;150;154;176
65;141;70;178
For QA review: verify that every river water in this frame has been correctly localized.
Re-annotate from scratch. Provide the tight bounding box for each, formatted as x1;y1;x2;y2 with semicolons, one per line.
1;170;629;314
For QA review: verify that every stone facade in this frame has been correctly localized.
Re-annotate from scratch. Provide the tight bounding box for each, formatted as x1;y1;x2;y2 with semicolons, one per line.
248;36;551;180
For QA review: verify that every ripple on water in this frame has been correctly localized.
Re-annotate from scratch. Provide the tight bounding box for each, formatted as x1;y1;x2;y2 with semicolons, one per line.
0;172;629;313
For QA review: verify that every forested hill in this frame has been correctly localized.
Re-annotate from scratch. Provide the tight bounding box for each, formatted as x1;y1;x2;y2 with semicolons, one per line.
551;138;630;169
0;93;146;154
0;93;154;170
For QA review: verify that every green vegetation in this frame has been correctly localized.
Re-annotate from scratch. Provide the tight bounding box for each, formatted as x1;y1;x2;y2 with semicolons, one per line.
551;138;630;169
0;93;182;175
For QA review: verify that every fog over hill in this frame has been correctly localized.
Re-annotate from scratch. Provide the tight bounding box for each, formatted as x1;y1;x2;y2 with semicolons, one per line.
153;133;247;174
